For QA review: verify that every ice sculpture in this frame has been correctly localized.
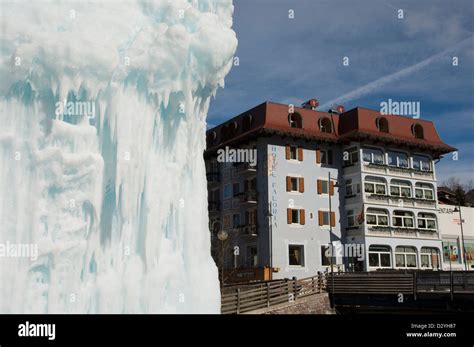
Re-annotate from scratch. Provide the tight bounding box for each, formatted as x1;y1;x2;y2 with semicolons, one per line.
0;0;237;313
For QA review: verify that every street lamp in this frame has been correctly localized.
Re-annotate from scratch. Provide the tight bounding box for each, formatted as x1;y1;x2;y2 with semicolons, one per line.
453;205;468;271
216;228;228;285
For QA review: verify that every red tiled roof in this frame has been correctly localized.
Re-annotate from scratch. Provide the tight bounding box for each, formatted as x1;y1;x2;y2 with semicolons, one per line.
206;101;456;157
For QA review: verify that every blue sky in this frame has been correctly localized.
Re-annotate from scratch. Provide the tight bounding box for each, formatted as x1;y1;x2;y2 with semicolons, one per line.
208;0;474;185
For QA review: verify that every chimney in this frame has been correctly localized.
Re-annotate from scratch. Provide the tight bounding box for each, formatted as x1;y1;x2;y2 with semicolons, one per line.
301;98;319;110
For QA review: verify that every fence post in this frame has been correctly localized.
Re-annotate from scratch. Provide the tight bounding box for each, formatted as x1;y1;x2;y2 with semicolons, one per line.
266;282;270;308
236;288;241;314
292;276;297;300
317;272;322;293
312;275;316;294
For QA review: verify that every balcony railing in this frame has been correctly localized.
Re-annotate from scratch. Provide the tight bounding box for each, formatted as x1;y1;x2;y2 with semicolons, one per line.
366;225;438;239
237;190;257;203
363;162;434;179
236;224;258;236
233;162;257;175
365;193;436;207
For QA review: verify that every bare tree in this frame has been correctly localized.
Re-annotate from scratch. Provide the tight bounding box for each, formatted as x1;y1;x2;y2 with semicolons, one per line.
441;177;472;206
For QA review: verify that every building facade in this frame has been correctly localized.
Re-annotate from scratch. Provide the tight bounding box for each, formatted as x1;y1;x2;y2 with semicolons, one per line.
438;202;474;271
205;101;456;279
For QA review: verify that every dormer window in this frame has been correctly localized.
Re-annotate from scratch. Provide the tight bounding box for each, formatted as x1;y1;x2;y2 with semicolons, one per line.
319;117;332;133
376;117;389;133
412;124;424;139
288;113;303;128
206;131;217;146
242;114;253;132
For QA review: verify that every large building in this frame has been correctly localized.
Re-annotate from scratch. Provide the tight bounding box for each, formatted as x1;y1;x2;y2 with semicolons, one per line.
205;100;456;280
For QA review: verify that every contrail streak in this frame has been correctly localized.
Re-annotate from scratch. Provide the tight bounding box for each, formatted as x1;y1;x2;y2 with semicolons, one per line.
319;36;472;110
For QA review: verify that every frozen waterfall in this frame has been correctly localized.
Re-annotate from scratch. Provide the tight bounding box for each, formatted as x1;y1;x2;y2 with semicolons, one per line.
0;0;237;313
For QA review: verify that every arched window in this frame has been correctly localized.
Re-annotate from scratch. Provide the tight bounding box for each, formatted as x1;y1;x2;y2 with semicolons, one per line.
364;176;387;195
368;245;392;268
415;183;434;200
420;247;440;269
376;117;389;133
395;246;417;268
387;151;408;168
412;124;424;139
288;113;303;128
242;114;253;132
319;117;332;133
206;131;217;147
417;213;437;230
222;122;238;140
392;210;414;228
366;208;389;226
362;147;384;165
390;179;412;198
412;155;431;171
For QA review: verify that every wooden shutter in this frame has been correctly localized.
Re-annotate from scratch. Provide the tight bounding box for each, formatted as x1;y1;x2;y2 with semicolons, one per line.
285;144;290;160
298;177;304;193
329;181;334;196
316;149;321;163
328;150;333;165
300;209;305;225
317;179;322;194
330;212;336;227
318;210;323;226
298;145;303;161
286;176;291;192
287;208;292;224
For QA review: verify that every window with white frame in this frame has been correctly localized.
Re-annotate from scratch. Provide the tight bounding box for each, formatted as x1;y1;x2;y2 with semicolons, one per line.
291;209;300;224
289;245;305;266
387;151;409;168
289;145;299;160
290;177;299;192
390;179;412;198
392;210;415;228
366;208;389;226
368;245;392;268
347;209;357;227
320;211;331;226
417;212;437;230
362;147;384;165
395;246;417;268
420;247;440;269
345;179;360;197
321;180;329;194
364;176;387;195
321;245;332;266
412;155;431;171
415;183;434;200
343;147;359;165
